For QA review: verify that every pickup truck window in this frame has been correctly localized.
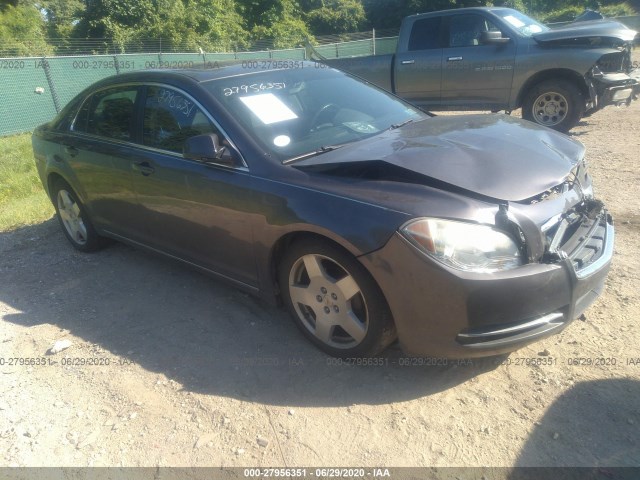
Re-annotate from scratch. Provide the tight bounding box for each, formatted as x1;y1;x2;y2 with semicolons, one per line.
408;17;442;51
448;14;499;48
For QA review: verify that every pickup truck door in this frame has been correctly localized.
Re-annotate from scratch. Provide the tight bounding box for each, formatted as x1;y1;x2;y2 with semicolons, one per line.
440;13;516;109
394;16;443;107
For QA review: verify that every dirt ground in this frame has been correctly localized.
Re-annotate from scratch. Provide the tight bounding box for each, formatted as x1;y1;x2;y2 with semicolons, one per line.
1;97;639;470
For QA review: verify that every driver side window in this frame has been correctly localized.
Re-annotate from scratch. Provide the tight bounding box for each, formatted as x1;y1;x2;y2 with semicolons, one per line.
448;14;499;47
143;86;220;154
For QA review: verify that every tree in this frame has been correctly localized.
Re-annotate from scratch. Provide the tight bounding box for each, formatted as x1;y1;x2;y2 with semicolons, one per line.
240;0;313;48
72;0;250;53
37;0;85;39
0;2;52;56
305;0;367;35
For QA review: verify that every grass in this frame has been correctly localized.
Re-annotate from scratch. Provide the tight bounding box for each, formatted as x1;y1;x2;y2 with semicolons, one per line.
0;133;55;232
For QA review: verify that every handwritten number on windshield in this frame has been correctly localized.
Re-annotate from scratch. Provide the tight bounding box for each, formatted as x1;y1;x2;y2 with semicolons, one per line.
223;83;286;96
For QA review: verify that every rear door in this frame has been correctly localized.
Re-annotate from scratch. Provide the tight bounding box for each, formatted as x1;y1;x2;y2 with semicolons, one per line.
394;16;443;107
440;13;516;109
62;85;143;239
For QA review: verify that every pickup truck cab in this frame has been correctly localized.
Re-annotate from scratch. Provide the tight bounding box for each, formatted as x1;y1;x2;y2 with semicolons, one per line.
319;7;640;132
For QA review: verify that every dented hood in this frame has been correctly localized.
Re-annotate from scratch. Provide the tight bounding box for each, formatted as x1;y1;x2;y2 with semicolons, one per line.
293;115;586;202
533;19;638;44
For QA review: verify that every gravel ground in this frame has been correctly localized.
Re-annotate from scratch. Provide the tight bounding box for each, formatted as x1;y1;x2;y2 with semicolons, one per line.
1;94;639;469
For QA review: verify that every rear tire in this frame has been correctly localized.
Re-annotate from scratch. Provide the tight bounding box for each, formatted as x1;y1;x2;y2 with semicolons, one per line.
52;179;109;252
522;80;584;132
278;238;396;357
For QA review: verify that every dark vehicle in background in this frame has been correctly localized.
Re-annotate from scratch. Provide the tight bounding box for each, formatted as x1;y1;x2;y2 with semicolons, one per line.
317;7;640;132
32;64;614;358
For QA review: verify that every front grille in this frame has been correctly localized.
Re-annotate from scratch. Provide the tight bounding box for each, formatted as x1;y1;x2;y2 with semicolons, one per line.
545;201;609;275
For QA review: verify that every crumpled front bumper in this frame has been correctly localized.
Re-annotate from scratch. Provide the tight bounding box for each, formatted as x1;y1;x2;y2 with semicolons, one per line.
359;212;614;359
587;69;639;111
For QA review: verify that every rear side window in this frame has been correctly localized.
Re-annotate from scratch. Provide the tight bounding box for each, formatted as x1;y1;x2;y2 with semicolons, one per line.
73;86;139;141
143;86;220;154
408;17;442;51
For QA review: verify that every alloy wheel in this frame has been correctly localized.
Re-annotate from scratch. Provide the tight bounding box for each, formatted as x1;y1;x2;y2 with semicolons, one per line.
288;253;369;349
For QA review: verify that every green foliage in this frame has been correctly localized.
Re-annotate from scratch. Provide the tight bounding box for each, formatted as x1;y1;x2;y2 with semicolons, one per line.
72;0;250;53
250;16;312;49
600;2;636;16
493;0;527;11
540;5;584;22
0;134;54;232
539;2;636;23
245;0;312;48
0;0;637;54
37;0;85;39
306;0;367;35
0;3;52;56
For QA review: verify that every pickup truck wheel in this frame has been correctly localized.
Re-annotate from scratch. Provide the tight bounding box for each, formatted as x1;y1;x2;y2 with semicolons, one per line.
278;239;397;358
522;80;584;132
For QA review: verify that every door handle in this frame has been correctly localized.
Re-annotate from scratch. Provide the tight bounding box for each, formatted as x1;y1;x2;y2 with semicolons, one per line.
401;59;415;65
447;56;463;61
132;161;155;176
63;145;79;157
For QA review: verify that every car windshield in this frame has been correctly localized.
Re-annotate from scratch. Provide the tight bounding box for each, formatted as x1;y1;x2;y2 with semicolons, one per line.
202;66;425;162
497;9;549;37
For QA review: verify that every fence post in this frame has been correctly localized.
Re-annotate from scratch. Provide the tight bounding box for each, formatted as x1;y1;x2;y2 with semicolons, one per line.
113;55;120;74
41;57;61;114
372;28;376;56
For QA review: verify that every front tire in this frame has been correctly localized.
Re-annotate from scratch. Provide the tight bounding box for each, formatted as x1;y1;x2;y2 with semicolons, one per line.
52;179;108;252
278;239;396;357
522;80;584;132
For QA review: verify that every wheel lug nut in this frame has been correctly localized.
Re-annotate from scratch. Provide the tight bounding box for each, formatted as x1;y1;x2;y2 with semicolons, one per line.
331;293;337;300
324;306;330;314
316;295;323;302
333;306;339;312
321;287;327;294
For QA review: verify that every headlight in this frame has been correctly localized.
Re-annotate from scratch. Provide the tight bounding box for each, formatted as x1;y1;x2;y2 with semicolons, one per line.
400;218;523;273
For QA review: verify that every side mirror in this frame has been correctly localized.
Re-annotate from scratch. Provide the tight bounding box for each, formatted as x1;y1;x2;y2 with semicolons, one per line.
480;31;510;45
184;133;236;166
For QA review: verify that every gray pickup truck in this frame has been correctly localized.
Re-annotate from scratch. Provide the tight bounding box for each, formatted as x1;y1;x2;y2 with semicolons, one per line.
316;7;640;132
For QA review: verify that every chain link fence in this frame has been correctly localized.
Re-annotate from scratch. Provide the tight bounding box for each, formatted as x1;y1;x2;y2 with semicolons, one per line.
0;33;400;137
1;14;638;137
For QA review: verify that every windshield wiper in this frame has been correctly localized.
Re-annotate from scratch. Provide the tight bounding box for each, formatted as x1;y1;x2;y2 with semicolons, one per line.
389;119;414;130
282;145;344;165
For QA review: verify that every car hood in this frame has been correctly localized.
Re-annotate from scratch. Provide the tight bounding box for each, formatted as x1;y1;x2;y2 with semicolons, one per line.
533;20;638;44
293;115;585;202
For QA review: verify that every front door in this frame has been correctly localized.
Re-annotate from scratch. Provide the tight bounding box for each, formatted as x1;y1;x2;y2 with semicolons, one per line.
440;13;516;109
128;85;258;286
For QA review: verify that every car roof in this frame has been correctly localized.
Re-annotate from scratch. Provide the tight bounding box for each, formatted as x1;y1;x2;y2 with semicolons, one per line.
406;6;515;18
89;61;315;88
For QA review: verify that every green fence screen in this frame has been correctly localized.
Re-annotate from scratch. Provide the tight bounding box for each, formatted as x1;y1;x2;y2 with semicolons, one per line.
1;14;638;136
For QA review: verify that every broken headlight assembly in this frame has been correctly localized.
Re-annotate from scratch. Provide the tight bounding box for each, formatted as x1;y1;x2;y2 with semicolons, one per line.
400;218;524;273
